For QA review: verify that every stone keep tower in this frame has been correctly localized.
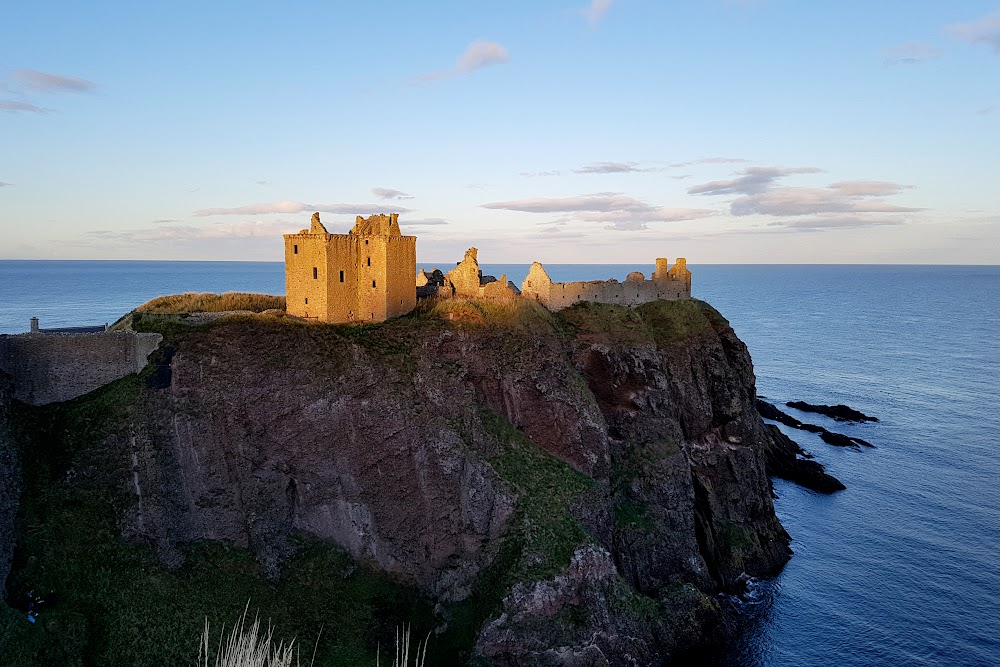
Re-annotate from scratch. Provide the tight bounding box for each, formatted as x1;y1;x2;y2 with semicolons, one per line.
284;212;417;323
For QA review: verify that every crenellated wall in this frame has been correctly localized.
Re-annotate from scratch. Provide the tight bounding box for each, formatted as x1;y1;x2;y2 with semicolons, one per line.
0;332;162;405
522;258;691;311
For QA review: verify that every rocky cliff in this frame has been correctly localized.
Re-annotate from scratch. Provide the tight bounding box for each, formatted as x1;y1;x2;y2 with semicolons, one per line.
2;298;808;665
0;370;19;592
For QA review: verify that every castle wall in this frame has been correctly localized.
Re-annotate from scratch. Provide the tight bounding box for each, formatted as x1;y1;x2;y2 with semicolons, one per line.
284;214;417;324
522;259;691;311
356;235;387;321
325;235;360;322
383;235;417;318
0;332;163;405
285;234;330;320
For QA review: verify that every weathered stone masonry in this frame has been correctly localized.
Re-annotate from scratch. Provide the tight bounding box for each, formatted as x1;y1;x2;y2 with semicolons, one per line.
0;331;162;405
521;257;692;311
284;213;416;323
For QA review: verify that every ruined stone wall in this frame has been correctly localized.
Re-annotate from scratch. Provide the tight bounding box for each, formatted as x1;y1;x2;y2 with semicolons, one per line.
522;259;691;311
0;332;162;405
443;248;519;300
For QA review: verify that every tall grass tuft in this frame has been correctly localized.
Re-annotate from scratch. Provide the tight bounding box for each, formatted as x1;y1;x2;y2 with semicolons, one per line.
377;625;430;667
137;292;285;314
198;603;305;667
197;606;429;667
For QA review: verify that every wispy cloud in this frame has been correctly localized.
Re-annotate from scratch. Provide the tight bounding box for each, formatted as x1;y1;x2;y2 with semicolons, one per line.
731;188;918;217
582;0;614;26
521;170;563;178
883;41;941;66
574;161;649;174
828;180;909;196
669;157;749;168
400;217;448;226
193;200;413;216
687;166;823;196
773;215;906;230
0;99;46;113
86;219;305;244
151;218;179;224
372;187;414;200
417;40;510;83
12;69;96;93
482;192;717;230
977;105;998;115
0;181;10;187
689;166;919;228
949;11;1000;53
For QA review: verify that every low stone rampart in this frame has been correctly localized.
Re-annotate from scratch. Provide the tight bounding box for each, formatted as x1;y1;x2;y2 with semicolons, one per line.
0;332;162;405
521;258;691;311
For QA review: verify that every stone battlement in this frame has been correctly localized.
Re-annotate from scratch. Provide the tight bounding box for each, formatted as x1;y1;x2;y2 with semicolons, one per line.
521;258;691;311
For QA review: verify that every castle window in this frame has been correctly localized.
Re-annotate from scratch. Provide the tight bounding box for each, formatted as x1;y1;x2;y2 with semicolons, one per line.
365;239;369;245
372;280;376;288
339;270;344;282
293;245;298;254
313;267;318;279
305;298;308;304
367;257;371;266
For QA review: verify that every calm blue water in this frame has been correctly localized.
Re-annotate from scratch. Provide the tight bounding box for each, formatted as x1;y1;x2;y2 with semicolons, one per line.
1;260;998;666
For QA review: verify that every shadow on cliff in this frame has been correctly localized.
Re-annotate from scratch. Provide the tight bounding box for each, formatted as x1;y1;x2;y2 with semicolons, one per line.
0;297;832;666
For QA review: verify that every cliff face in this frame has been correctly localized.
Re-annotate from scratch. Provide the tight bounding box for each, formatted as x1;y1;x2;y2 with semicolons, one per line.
0;370;19;592
5;299;792;665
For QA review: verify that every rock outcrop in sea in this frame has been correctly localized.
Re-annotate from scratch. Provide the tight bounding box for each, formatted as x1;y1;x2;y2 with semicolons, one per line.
0;298;837;665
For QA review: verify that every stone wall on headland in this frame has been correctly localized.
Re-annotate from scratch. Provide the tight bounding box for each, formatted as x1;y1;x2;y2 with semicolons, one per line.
0;332;162;406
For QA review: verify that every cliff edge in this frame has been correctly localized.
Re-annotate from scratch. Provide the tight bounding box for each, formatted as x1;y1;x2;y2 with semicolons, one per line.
3;298;803;665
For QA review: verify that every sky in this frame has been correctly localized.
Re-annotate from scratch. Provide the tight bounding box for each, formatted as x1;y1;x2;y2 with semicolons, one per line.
1;0;998;264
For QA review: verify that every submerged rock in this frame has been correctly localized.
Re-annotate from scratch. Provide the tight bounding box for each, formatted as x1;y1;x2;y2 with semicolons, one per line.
785;401;878;423
758;398;876;450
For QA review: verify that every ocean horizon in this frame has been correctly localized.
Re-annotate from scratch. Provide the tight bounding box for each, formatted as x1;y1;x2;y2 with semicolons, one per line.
1;260;998;666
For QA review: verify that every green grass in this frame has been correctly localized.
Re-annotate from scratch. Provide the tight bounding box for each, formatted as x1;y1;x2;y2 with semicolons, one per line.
614;500;655;533
431;406;597;663
555;299;719;347
477;406;595;582
634;300;713;346
425;297;553;331
0;378;437;667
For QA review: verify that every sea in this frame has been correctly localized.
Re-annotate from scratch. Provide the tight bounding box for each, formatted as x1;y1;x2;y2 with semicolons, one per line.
1;260;998;666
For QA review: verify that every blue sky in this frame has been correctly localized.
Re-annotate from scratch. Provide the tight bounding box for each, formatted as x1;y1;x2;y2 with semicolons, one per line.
1;1;998;263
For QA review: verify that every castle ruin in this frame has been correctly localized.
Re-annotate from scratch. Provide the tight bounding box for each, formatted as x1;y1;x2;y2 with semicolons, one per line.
521;258;691;311
416;248;519;300
284;213;416;323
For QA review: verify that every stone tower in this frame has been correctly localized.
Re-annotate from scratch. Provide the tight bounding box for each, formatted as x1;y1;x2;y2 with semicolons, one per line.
284;213;417;323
